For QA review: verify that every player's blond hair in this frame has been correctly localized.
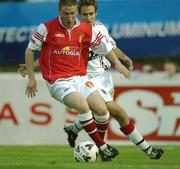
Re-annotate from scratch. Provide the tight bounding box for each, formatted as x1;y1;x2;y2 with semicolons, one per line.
58;0;77;10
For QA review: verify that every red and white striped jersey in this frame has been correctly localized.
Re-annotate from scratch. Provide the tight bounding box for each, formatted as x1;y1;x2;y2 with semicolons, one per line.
28;17;113;83
87;21;117;76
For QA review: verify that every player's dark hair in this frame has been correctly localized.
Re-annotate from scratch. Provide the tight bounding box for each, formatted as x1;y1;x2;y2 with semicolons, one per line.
78;0;97;14
58;0;77;10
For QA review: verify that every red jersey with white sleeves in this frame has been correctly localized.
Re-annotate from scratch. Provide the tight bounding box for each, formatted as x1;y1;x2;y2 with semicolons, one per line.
28;17;113;84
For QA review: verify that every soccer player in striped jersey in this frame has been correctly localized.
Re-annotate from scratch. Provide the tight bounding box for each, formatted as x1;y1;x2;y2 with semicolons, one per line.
19;0;132;161
63;0;164;160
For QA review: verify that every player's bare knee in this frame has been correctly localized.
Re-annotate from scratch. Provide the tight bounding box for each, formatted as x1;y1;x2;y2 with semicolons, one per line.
93;106;109;116
95;110;108;116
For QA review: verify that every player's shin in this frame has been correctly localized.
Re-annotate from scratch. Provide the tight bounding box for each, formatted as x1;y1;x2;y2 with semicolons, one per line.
78;111;105;148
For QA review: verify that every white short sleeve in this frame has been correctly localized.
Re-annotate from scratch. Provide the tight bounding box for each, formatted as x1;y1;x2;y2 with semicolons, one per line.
90;26;113;56
100;24;117;48
28;23;48;51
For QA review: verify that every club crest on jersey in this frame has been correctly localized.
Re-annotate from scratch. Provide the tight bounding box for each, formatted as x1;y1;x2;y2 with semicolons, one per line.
79;33;85;43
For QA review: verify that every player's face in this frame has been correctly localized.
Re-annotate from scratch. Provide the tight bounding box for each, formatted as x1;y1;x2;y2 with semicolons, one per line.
60;5;77;29
80;5;97;25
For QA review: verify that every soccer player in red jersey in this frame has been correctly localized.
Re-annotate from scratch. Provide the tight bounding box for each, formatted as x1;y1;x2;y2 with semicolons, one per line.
22;0;131;161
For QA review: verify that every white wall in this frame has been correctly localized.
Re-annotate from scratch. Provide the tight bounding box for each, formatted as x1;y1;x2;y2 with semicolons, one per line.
0;72;180;145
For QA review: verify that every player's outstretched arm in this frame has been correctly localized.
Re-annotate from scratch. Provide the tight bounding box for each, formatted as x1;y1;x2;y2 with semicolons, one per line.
25;47;38;98
106;50;131;79
113;47;134;71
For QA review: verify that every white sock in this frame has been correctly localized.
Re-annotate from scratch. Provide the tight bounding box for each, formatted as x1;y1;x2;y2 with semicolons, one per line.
72;119;83;134
127;127;151;152
99;143;107;151
93;112;110;122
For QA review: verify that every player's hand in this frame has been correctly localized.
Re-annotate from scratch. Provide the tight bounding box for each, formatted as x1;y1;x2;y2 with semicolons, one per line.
26;78;38;98
115;63;131;79
18;64;28;77
123;57;134;71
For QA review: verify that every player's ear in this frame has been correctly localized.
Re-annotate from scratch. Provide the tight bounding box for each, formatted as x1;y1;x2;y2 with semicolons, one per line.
96;12;98;17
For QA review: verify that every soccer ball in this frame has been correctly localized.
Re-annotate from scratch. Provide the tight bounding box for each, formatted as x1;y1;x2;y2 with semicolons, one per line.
74;141;99;162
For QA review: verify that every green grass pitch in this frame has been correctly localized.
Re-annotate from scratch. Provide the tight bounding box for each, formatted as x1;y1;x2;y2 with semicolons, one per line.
0;145;179;169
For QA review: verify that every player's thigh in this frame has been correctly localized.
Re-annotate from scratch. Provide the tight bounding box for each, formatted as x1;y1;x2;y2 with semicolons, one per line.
86;90;108;115
63;91;90;114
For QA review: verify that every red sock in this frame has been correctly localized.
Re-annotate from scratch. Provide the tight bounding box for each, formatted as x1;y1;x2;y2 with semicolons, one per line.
120;120;135;135
94;119;109;139
78;112;105;148
94;113;110;140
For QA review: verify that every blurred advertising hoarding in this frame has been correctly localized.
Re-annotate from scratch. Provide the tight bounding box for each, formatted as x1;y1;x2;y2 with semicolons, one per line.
0;72;180;145
0;0;180;63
